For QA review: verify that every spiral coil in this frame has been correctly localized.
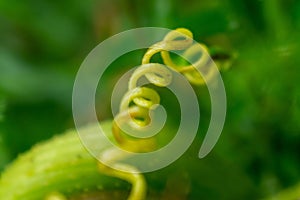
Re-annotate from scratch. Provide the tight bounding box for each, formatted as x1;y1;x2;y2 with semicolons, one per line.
98;28;226;200
112;28;218;147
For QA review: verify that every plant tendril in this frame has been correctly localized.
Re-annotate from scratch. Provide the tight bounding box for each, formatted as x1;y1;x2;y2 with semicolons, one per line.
99;28;230;200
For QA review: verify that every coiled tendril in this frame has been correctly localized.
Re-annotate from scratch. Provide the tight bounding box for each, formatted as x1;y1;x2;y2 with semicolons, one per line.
112;28;218;146
99;28;228;200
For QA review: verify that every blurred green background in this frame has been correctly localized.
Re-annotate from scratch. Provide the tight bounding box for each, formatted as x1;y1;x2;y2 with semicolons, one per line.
0;0;300;199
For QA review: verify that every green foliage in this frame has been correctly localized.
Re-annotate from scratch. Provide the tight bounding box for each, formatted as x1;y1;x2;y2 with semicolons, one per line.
0;0;300;199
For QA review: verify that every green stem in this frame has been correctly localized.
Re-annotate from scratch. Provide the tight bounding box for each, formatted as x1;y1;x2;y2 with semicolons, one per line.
0;121;129;200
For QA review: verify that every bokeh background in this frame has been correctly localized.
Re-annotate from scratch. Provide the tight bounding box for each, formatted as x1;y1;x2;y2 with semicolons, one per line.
0;0;300;199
